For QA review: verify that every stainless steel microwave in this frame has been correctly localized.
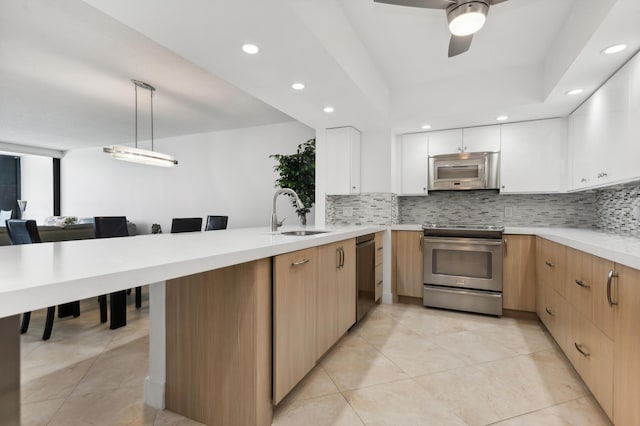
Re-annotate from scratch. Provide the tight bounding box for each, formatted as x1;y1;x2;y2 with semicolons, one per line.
428;151;500;191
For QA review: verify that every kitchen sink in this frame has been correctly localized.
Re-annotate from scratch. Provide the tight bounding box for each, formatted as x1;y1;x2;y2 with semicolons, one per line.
281;230;330;236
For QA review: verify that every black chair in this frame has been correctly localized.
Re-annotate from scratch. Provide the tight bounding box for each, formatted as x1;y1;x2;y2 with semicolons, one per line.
93;216;141;329
6;220;67;340
171;217;203;233
205;215;228;231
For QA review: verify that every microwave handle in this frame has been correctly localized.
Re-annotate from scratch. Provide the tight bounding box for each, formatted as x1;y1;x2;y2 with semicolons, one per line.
484;156;489;187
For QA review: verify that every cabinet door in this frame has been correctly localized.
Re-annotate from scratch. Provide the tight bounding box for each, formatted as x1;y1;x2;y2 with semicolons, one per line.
566;247;594;318
462;125;500;153
502;235;535;312
400;133;428;194
622;52;640;182
393;231;424;298
326;127;361;195
316;243;340;359
337;240;356;336
536;237;566;297
592;256;615;339
613;265;640;426
500;119;567;193
570;99;599;189
273;248;317;404
427;129;463;156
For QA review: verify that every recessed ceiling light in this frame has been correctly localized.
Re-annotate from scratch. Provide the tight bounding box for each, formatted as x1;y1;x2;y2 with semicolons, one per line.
496;115;509;121
323;106;335;113
421;124;432;130
566;88;584;96
241;43;259;55
291;82;305;90
602;44;627;55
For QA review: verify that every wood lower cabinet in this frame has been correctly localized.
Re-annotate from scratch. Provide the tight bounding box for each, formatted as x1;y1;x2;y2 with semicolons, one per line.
536;237;566;296
592;256;615;340
273;247;317;404
502;235;535;311
393;231;424;298
613;265;640;426
375;232;383;302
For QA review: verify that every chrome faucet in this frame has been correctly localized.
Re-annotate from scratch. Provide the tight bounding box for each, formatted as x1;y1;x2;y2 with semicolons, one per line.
272;188;305;232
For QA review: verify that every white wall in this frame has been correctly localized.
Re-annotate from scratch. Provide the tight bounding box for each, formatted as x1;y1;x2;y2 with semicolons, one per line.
20;154;53;223
61;121;315;234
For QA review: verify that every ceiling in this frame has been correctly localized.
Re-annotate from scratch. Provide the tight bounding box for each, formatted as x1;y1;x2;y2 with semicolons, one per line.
2;0;640;151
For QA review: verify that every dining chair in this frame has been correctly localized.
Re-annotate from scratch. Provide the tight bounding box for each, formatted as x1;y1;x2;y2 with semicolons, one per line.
205;215;228;231
6;220;62;340
93;216;141;329
170;217;203;233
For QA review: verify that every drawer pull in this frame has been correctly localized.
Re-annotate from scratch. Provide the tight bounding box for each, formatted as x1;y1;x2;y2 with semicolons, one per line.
545;260;555;268
377;247;383;251
574;279;590;289
545;307;555;316
292;259;310;266
607;270;619;305
574;342;590;358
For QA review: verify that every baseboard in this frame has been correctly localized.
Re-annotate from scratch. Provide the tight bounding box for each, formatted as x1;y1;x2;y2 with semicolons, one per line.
144;376;165;409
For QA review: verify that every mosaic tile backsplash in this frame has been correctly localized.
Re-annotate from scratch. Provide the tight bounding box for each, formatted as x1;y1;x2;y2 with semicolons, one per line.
595;182;640;236
326;193;398;226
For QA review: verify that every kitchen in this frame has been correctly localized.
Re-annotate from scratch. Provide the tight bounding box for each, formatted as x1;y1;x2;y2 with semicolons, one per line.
1;0;640;425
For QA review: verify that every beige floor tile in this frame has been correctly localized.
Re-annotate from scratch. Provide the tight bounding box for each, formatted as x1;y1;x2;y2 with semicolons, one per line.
433;328;520;364
48;385;157;426
472;321;555;355
354;314;404;347
154;409;205;425
276;364;340;409
71;336;148;396
373;328;469;377
273;393;363;426
321;335;408;391
22;356;96;404
493;396;612;426
344;378;467;426
21;397;65;426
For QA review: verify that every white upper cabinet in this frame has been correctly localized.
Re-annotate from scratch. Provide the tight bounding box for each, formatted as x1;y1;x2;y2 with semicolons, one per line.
462;126;501;153
500;118;567;193
325;127;361;195
427;129;463;156
427;126;500;156
400;133;428;195
570;54;633;190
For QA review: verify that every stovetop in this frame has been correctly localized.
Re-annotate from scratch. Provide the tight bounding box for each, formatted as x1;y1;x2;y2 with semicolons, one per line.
422;224;505;232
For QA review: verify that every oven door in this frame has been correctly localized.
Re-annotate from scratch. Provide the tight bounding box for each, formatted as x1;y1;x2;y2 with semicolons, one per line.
423;237;503;292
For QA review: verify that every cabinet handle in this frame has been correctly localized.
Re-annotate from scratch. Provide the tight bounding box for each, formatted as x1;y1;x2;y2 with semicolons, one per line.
574;342;590;358
336;248;341;269
377;247;383;251
463;146;467;151
574;279;590;289
580;178;588;183
292;259;310;266
545;260;555;268
457;146;462;152
607;270;619;305
503;239;508;257
419;235;423;251
545;307;555;316
341;247;345;268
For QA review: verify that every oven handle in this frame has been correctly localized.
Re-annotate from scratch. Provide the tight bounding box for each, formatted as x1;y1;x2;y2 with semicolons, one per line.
423;237;503;246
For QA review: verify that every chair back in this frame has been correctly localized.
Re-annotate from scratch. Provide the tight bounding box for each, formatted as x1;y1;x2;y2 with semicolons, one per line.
205;215;228;231
94;216;129;238
6;220;41;245
171;217;203;233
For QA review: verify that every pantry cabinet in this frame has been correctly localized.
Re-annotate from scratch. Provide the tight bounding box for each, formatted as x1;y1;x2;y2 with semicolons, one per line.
325;126;361;195
393;231;424;298
500;119;567;193
400;133;429;195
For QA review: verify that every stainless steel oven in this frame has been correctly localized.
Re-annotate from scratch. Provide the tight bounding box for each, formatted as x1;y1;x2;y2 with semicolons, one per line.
423;224;504;316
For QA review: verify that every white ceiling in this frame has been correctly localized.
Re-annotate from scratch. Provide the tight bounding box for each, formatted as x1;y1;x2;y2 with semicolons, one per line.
2;0;640;151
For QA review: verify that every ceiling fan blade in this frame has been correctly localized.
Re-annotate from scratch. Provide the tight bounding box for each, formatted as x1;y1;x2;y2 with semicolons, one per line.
373;0;454;10
448;34;473;57
488;0;509;5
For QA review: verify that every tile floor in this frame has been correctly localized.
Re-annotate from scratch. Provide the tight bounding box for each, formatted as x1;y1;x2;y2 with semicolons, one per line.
20;296;612;425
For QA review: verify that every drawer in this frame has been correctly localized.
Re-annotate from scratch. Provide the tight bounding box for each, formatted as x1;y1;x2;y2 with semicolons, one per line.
536;237;566;296
375;280;382;302
566;247;594;317
539;287;570;353
375;264;382;284
375;232;383;266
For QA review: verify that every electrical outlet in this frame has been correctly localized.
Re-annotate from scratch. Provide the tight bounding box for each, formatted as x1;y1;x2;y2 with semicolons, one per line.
505;206;513;218
343;207;353;217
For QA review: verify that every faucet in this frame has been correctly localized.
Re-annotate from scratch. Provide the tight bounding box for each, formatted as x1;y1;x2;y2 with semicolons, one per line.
272;188;305;232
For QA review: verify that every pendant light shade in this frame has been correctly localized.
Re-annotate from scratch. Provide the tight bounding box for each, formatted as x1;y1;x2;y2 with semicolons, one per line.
104;80;178;167
447;1;489;36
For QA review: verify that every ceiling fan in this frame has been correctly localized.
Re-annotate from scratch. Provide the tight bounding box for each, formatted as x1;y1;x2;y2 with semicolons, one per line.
373;0;509;57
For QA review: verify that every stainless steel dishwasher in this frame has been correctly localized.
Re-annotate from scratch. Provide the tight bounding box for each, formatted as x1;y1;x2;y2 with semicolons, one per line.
356;234;376;322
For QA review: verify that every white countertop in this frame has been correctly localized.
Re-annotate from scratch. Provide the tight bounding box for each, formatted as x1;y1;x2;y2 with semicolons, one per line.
391;224;640;271
0;225;383;318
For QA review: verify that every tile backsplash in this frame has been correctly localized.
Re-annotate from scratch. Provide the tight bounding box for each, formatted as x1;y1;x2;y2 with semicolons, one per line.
594;182;640;236
326;193;397;226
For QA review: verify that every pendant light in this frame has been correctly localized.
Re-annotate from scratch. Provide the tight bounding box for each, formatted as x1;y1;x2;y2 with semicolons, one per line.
104;80;178;167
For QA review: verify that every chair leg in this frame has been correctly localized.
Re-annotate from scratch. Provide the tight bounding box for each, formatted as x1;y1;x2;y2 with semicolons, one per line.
72;301;81;318
20;312;31;334
109;291;127;330
42;306;55;340
98;295;108;323
135;286;142;309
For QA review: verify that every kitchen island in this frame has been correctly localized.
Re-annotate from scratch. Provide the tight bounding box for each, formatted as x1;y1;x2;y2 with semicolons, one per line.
0;225;382;426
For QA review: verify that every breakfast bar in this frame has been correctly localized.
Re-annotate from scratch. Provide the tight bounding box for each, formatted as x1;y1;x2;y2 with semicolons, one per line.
0;225;382;425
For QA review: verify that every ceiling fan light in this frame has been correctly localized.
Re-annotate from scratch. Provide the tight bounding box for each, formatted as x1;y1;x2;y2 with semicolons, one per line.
447;2;489;36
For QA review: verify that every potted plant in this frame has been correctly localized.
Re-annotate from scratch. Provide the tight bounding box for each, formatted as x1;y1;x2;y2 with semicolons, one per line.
270;138;315;225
